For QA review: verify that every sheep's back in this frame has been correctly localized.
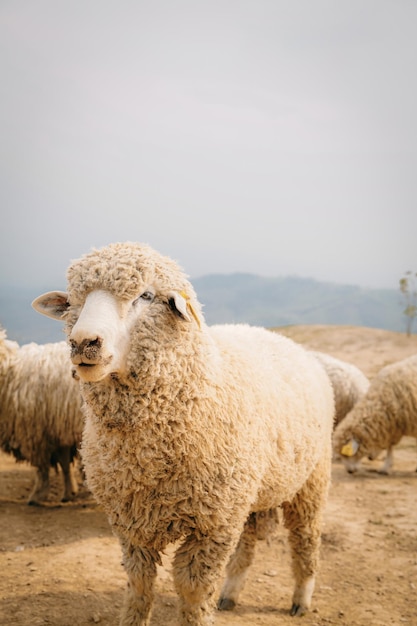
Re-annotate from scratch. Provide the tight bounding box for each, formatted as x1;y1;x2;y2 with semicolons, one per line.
1;341;84;461
208;324;334;503
311;351;370;426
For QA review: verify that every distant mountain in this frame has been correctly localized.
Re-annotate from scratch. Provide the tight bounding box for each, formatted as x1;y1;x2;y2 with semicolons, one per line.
0;274;409;344
192;273;407;332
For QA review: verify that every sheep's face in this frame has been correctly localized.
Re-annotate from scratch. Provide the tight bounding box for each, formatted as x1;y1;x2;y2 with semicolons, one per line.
32;288;155;382
69;288;155;382
338;436;383;474
32;242;203;383
339;438;363;473
32;287;199;384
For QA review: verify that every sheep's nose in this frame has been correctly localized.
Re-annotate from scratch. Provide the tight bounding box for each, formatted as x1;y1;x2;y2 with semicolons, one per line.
70;337;103;364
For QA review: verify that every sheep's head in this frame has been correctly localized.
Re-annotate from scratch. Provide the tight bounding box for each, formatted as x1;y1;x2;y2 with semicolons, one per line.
337;438;362;473
32;242;203;383
339;437;385;474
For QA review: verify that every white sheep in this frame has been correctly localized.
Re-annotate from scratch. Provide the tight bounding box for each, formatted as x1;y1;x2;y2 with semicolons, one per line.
0;326;85;504
311;351;370;426
32;241;334;626
333;354;417;474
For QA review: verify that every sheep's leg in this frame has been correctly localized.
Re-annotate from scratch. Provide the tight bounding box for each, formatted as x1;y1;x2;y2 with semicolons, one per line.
28;465;50;505
119;542;158;626
173;531;238;625
281;455;331;617
56;446;78;501
378;446;394;474
217;512;257;610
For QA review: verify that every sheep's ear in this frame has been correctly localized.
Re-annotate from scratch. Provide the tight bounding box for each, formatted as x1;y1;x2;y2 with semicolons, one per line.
341;438;359;457
32;291;70;320
167;291;201;328
168;291;192;322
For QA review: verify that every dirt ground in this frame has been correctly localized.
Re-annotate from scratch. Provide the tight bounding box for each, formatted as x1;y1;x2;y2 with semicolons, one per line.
1;325;417;626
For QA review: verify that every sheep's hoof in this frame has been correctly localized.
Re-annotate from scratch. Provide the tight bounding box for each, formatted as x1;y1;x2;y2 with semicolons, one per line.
290;603;307;617
217;597;235;611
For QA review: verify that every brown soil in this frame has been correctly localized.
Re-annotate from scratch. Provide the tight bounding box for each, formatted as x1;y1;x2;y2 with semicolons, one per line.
1;325;417;626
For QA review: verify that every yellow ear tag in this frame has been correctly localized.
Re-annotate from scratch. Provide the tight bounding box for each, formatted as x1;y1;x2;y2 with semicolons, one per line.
179;291;201;329
341;441;356;457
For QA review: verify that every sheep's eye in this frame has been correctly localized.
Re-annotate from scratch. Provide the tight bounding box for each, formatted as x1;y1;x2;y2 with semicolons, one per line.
133;291;154;306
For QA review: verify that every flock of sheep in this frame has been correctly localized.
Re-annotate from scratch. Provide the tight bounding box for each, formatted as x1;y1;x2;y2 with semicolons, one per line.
1;241;416;626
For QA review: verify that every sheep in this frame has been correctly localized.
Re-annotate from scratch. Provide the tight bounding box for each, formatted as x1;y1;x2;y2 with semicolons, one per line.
32;241;334;626
0;326;85;504
333;354;417;475
311;351;370;426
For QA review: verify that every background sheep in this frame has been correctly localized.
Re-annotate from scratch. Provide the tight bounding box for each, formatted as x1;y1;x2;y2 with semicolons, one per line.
0;326;85;504
333;354;417;474
312;351;370;426
33;241;334;626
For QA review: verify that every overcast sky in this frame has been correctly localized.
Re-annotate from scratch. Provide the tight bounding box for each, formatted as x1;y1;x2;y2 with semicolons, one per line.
1;0;416;292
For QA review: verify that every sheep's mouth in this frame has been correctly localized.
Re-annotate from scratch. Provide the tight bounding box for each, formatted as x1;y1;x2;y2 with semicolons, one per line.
73;362;109;383
72;355;114;383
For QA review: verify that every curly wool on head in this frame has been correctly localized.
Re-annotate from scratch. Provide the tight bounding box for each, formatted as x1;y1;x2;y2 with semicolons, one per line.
67;242;195;303
333;354;417;474
33;241;335;626
0;326;85;504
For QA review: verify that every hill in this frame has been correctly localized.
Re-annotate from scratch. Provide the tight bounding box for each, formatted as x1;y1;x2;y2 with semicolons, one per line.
273;323;417;378
193;273;406;331
0;274;410;344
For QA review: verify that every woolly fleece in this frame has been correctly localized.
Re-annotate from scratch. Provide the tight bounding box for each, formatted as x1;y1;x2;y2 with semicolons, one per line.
45;242;335;625
0;328;84;503
312;351;370;426
333;354;417;469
